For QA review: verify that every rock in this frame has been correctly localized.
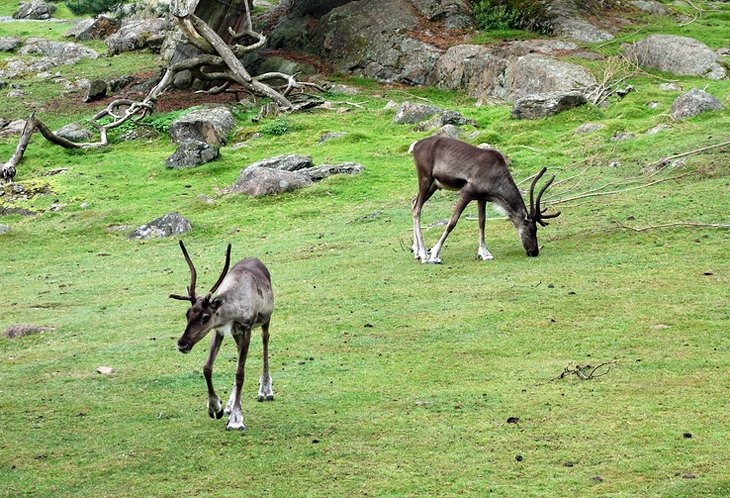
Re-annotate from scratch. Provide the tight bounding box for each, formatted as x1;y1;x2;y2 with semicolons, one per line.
428;44;511;101
611;132;636;141
168;106;235;146
12;0;56;20
0;224;10;235
630;0;670;14
0;120;28;138
228;167;313;196
553;17;614;43
670;88;723;120
511;91;587;119
165;140;219;169
317;132;347;144
574;123;605;135
109;75;135;93
505;54;598;101
0;37;21;52
65;15;121;41
624;35;726;80
19;38;99;65
384;100;399;110
247;154;314;171
0;58;56;79
393;102;444;124
430;124;464;140
105;18;169;55
646;124;671;135
54;122;93;142
96;366;115;375
659;82;682;92
84;79;107;103
4;324;55;338
414;110;476;131
646;101;660;109
120;127;159;141
128;212;192;239
300;162;364;181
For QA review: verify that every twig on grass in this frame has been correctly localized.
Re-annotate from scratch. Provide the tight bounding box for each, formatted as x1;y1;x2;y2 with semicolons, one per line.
612;220;730;232
551;361;617;382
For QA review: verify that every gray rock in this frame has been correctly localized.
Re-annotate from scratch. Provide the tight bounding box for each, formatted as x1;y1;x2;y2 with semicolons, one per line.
511;91;587;119
165;140;219;169
128;212;192;239
0;224;10;235
300;162;364;181
18;38;99;65
4;323;55;338
430;124;464;140
106;18;168;55
120;127;159;141
553;17;614;43
0;57;56;79
630;1;670;14
13;0;56;19
65;15;121;41
228;167;313;196
624;35;726;80
54;122;92;142
84;79;107;102
109;75;135;93
574;123;605;135
414;110;476;131
670;88;723;119
505;54;598;101
169;106;235;146
247;154;314;171
393;102;444;124
428;44;511;101
611;132;636;141
317;132;347;144
659;82;682;92
0;120;28;137
646;101;660;109
0;37;21;52
646;124;671;135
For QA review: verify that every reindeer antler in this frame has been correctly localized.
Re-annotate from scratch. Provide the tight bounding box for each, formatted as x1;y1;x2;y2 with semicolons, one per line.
529;167;561;226
208;243;231;294
169;240;198;302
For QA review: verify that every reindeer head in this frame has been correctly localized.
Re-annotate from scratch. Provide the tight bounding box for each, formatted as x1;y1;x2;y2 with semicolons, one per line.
169;241;231;353
519;167;561;257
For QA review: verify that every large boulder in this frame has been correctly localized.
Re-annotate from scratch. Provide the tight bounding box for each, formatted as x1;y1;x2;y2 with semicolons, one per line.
246;154;314;171
669;88;723;120
18;38;99;65
0;37;21;52
54;123;92;142
228;167;313;196
65;16;121;41
165;140;219;169
299;162;364;181
629;0;670;14
128;212;192;239
624;35;726;80
553;17;614;43
504;54;597;101
511;91;587;119
428;45;512;101
12;0;56;19
105;18;169;55
168;106;235;146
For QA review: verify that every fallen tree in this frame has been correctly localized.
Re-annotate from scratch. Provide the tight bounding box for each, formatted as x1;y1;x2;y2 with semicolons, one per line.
1;0;323;183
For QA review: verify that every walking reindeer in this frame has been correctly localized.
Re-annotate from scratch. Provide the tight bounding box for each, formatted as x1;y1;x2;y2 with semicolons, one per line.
411;136;561;263
169;241;274;431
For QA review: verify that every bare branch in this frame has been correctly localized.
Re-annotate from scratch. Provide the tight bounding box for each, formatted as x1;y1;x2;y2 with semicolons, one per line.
613;220;730;232
551;361;617;382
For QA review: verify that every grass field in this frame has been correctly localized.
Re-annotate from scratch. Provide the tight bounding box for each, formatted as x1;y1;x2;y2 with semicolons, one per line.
1;4;729;497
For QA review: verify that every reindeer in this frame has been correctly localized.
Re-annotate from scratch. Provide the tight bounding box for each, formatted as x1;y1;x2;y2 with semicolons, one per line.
169;240;274;431
411;136;560;264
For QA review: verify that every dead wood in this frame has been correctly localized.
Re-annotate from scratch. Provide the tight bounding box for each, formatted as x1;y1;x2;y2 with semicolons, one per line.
551;361;617;382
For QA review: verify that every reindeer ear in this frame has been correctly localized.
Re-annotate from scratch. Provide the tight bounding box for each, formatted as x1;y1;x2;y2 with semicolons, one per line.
210;296;225;311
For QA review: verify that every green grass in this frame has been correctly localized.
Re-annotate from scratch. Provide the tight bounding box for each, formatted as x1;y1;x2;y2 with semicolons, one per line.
1;8;730;498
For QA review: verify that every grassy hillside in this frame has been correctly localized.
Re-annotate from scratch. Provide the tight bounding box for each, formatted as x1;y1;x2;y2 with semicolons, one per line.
1;5;729;497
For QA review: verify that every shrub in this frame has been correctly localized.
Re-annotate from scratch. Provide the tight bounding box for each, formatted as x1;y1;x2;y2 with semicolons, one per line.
472;0;555;35
260;117;290;136
65;0;122;16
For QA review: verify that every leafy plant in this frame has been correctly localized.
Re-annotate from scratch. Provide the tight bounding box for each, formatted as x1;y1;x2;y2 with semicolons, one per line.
472;0;555;35
260;117;290;136
65;0;122;16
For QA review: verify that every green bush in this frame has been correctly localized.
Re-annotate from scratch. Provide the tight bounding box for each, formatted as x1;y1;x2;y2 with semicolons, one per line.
472;0;554;35
260;117;290;136
65;0;121;16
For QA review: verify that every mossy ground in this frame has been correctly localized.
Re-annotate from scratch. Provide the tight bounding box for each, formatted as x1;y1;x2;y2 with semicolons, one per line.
1;4;729;497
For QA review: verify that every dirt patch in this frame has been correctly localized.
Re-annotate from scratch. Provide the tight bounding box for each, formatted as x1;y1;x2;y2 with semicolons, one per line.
4;323;56;338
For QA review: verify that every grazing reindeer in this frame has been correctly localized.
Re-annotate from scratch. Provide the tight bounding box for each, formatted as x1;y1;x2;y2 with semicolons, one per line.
169;240;274;431
411;136;560;264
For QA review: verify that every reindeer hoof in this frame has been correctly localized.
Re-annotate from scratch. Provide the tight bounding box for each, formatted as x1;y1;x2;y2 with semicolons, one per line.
226;422;246;431
257;395;264;402
424;258;442;265
266;394;274;401
216;409;224;419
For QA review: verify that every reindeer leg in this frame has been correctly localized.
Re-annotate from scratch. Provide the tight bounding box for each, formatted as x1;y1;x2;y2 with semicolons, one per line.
227;324;251;431
427;191;472;264
412;181;437;261
204;332;225;419
225;333;242;415
476;199;494;261
257;320;274;402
